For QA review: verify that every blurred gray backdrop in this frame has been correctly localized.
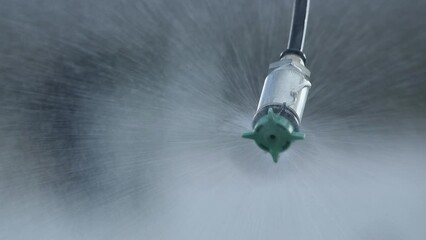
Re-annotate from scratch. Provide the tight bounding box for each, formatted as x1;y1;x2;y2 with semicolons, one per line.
1;0;426;239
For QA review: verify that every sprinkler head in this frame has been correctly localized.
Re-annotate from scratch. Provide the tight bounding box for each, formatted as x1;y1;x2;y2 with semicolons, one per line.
243;54;311;162
242;108;305;162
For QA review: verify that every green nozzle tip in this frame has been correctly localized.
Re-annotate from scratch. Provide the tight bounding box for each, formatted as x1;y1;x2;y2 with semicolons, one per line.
242;108;305;162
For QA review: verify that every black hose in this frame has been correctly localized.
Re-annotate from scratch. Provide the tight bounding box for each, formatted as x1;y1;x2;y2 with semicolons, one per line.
288;0;310;51
281;0;310;61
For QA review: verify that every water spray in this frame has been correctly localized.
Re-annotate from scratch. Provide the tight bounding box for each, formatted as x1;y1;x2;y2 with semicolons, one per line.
243;0;311;162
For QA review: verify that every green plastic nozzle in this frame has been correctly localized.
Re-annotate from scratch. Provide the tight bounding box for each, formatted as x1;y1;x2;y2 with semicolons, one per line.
242;108;305;162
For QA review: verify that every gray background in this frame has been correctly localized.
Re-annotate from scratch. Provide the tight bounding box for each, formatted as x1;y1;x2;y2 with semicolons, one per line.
1;0;426;239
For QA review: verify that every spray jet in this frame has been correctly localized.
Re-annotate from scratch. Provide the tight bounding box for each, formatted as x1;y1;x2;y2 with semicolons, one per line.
243;0;311;162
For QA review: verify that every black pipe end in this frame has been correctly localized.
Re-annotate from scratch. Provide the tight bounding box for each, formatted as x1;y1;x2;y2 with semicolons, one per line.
280;49;307;64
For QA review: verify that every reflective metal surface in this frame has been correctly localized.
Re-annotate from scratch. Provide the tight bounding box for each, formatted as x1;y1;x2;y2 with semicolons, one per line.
257;55;311;120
